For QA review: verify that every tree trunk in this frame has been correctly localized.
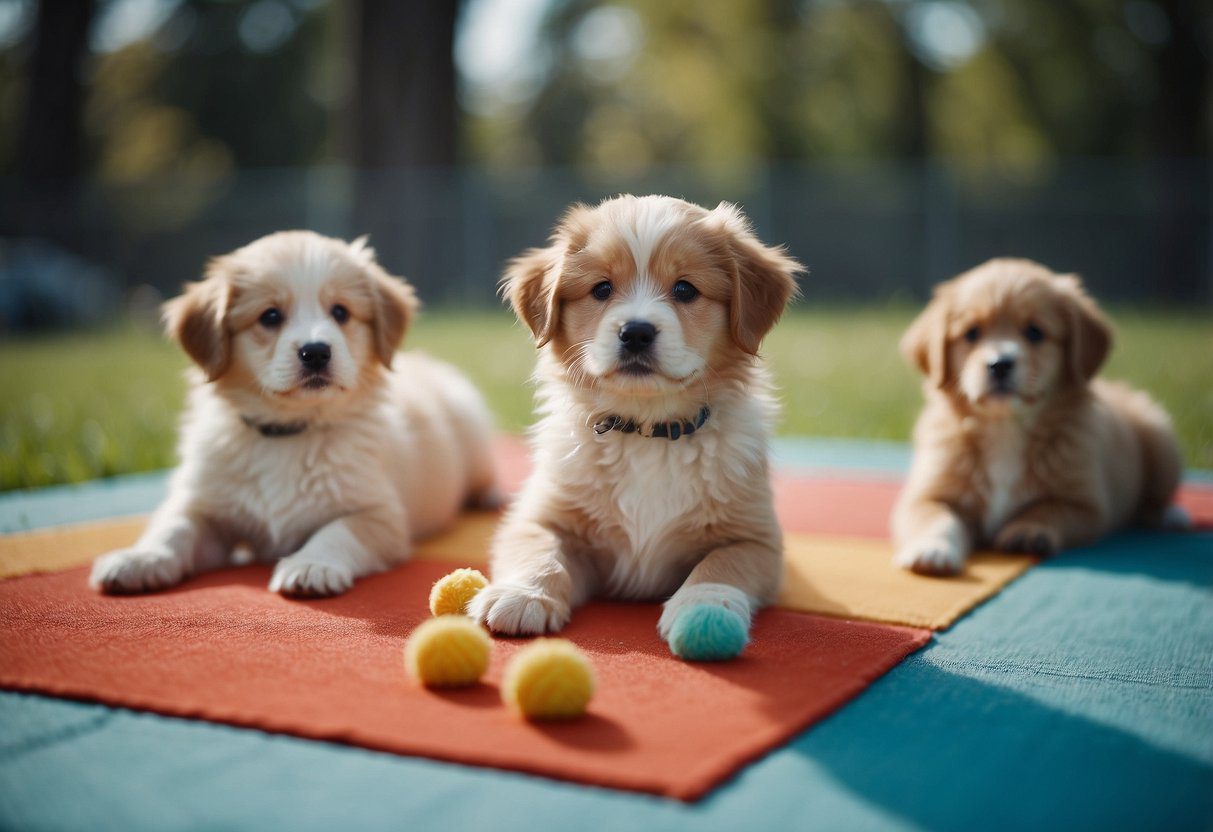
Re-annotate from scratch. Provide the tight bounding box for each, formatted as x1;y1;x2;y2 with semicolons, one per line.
347;0;460;297
16;0;95;243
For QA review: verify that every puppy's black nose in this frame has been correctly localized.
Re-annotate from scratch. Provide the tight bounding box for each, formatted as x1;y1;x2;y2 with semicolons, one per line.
988;357;1015;381
618;321;657;354
298;342;331;371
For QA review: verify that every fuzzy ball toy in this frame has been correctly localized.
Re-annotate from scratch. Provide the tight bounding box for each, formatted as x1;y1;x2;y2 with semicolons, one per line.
404;615;492;688
667;604;749;661
428;568;489;617
502;639;596;720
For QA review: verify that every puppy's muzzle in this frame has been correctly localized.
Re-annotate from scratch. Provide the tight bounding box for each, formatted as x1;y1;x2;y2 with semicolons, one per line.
618;320;656;355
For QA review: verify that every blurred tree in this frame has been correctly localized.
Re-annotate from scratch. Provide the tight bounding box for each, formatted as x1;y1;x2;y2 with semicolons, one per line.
347;0;461;276
14;0;94;243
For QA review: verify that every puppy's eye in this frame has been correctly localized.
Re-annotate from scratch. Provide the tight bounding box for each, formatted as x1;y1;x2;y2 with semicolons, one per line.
963;326;981;343
1023;323;1044;343
591;281;612;301
259;308;284;328
331;304;350;324
671;280;699;303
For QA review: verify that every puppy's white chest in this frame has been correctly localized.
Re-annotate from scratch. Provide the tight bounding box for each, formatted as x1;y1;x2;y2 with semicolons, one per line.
980;424;1027;537
608;439;708;553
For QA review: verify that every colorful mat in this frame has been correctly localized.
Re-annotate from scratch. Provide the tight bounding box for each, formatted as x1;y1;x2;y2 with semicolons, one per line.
0;514;1034;630
0;559;928;801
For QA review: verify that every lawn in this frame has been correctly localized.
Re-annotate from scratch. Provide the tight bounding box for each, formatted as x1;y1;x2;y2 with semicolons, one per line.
1;306;1210;491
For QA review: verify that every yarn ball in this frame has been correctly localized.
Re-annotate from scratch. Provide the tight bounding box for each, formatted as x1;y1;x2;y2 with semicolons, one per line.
428;568;488;617
404;615;492;688
502;639;596;720
667;604;749;661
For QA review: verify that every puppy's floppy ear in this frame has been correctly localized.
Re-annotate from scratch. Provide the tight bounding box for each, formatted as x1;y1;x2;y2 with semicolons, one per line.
901;285;951;388
162;259;233;381
706;202;803;355
348;236;418;368
501;204;591;347
501;246;561;346
1056;273;1112;383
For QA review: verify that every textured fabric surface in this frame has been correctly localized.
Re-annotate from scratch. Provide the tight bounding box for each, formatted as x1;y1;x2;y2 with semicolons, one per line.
778;534;1035;628
0;559;928;800
1;531;1209;831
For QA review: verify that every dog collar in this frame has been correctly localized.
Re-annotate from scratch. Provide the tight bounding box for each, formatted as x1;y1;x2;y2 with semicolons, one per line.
593;406;710;440
241;415;308;438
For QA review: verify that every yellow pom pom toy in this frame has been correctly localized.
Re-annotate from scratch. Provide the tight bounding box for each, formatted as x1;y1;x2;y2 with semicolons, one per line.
428;568;488;617
404;616;491;688
502;639;596;720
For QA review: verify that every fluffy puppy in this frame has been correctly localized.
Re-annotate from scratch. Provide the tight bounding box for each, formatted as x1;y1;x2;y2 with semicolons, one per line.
892;257;1185;575
91;231;498;596
470;194;802;658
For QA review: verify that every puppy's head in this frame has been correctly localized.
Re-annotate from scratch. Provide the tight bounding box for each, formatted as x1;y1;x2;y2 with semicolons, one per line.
163;231;416;406
901;258;1112;412
502;195;801;401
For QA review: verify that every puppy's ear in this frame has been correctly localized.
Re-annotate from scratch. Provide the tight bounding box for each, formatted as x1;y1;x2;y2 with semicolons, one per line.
901;286;951;388
348;236;419;368
1056;274;1112;383
501;246;561;346
707;203;803;355
369;267;418;369
162;260;233;381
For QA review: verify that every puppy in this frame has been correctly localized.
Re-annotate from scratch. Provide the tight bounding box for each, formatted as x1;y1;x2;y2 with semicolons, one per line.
892;257;1185;575
91;231;498;596
469;195;802;659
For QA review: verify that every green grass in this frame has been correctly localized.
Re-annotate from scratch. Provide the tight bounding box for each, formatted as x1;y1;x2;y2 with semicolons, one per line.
2;307;1210;492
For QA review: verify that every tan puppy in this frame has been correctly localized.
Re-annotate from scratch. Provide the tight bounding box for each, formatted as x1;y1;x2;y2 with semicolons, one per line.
470;194;801;660
892;257;1186;575
91;231;498;596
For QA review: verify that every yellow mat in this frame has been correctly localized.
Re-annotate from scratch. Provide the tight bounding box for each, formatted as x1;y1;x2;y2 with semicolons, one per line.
0;512;1034;630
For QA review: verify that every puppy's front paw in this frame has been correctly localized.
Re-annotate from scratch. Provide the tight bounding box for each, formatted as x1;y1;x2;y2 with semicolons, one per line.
90;548;189;594
994;521;1060;556
269;556;354;598
469;584;570;636
659;583;752;661
893;538;966;576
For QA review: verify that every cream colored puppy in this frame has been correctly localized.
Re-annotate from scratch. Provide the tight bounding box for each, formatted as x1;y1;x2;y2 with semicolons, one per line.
470;195;802;660
91;231;498;597
892;257;1186;575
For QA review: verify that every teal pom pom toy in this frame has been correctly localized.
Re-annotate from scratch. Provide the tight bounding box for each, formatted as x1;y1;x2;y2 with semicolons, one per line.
667;604;749;661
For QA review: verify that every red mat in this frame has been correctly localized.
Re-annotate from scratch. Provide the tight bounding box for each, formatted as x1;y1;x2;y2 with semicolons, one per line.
0;560;928;800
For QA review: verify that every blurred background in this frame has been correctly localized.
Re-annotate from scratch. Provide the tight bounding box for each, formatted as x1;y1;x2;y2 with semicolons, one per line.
1;0;1210;489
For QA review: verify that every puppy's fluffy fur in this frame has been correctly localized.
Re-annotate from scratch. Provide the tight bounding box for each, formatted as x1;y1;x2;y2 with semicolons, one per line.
91;231;498;596
892;257;1185;575
470;195;802;651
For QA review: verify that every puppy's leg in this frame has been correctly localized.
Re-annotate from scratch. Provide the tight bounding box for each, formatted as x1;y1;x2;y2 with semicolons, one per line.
892;499;972;575
470;519;588;636
658;536;782;661
270;506;407;597
91;498;225;593
995;500;1101;557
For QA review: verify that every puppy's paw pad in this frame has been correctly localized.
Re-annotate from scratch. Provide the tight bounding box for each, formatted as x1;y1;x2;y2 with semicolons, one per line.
666;604;749;662
893;539;965;576
90;548;187;594
470;584;570;636
269;559;354;598
994;523;1059;556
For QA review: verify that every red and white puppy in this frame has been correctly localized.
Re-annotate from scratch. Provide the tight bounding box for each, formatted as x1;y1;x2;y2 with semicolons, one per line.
471;195;802;660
